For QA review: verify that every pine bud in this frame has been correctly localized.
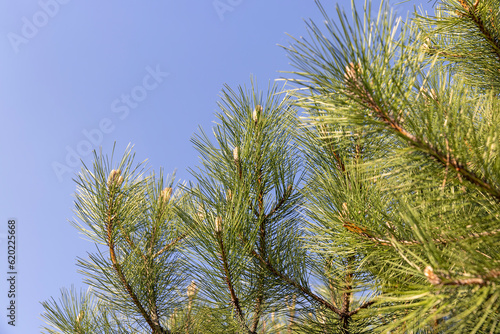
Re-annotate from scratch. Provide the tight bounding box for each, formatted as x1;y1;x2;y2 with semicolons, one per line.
160;187;172;202
253;105;263;123
215;216;222;233
76;310;83;323
187;280;198;298
226;189;232;202
422;38;431;52
107;169;124;188
424;266;441;285
342;202;348;213
430;88;437;101
344;62;361;82
233;146;239;162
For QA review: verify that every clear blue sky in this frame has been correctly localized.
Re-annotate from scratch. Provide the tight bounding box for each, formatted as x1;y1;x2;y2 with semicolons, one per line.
0;0;433;332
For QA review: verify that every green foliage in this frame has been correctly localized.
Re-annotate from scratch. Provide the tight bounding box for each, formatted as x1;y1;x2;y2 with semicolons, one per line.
179;80;308;333
41;1;499;333
286;0;500;332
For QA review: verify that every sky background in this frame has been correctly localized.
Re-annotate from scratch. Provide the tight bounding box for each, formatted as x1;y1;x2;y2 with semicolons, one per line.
0;0;433;332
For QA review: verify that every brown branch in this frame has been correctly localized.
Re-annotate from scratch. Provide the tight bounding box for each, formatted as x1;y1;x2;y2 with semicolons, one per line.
343;220;500;247
246;245;342;315
236;227;343;315
425;266;500;286
340;256;354;333
153;234;187;259
265;185;293;220
250;278;264;333
216;230;253;334
348;300;375;317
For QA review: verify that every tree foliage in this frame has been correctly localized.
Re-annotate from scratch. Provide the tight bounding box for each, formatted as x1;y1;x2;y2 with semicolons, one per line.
42;0;500;333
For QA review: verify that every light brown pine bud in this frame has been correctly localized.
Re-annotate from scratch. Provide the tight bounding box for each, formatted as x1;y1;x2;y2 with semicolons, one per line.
215;216;222;233
226;189;232;202
187;280;198;298
76;310;83;323
424;266;441;285
344;62;361;82
253;105;263;123
342;202;348;213
160;187;172;202
107;169;124;188
233;146;239;162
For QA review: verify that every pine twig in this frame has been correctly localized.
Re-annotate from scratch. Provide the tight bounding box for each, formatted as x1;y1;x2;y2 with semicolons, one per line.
105;187;169;334
215;228;254;334
344;67;500;201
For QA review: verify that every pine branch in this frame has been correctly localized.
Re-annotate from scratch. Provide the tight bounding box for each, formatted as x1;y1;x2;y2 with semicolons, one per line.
250;277;264;333
319;124;346;173
245;242;342;316
348;300;375;317
251;162;265;333
340;256;354;333
264;185;293;220
457;0;500;63
105;174;169;334
342;218;500;246
425;266;500;286
344;69;500;201
215;228;253;334
153;234;187;259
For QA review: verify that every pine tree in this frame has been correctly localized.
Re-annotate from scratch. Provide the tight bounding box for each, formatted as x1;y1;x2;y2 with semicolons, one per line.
285;0;500;332
41;0;500;333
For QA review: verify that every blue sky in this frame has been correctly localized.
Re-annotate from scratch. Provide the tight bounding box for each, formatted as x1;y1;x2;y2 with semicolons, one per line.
0;0;433;332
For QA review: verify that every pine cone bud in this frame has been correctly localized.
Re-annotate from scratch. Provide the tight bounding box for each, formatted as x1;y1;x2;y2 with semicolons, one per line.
215;216;222;233
424;266;441;285
107;169;124;188
422;38;432;52
160;187;172;202
226;189;232;202
187;280;198;298
233;146;239;161
344;62;361;82
253;105;263;123
76;310;83;323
